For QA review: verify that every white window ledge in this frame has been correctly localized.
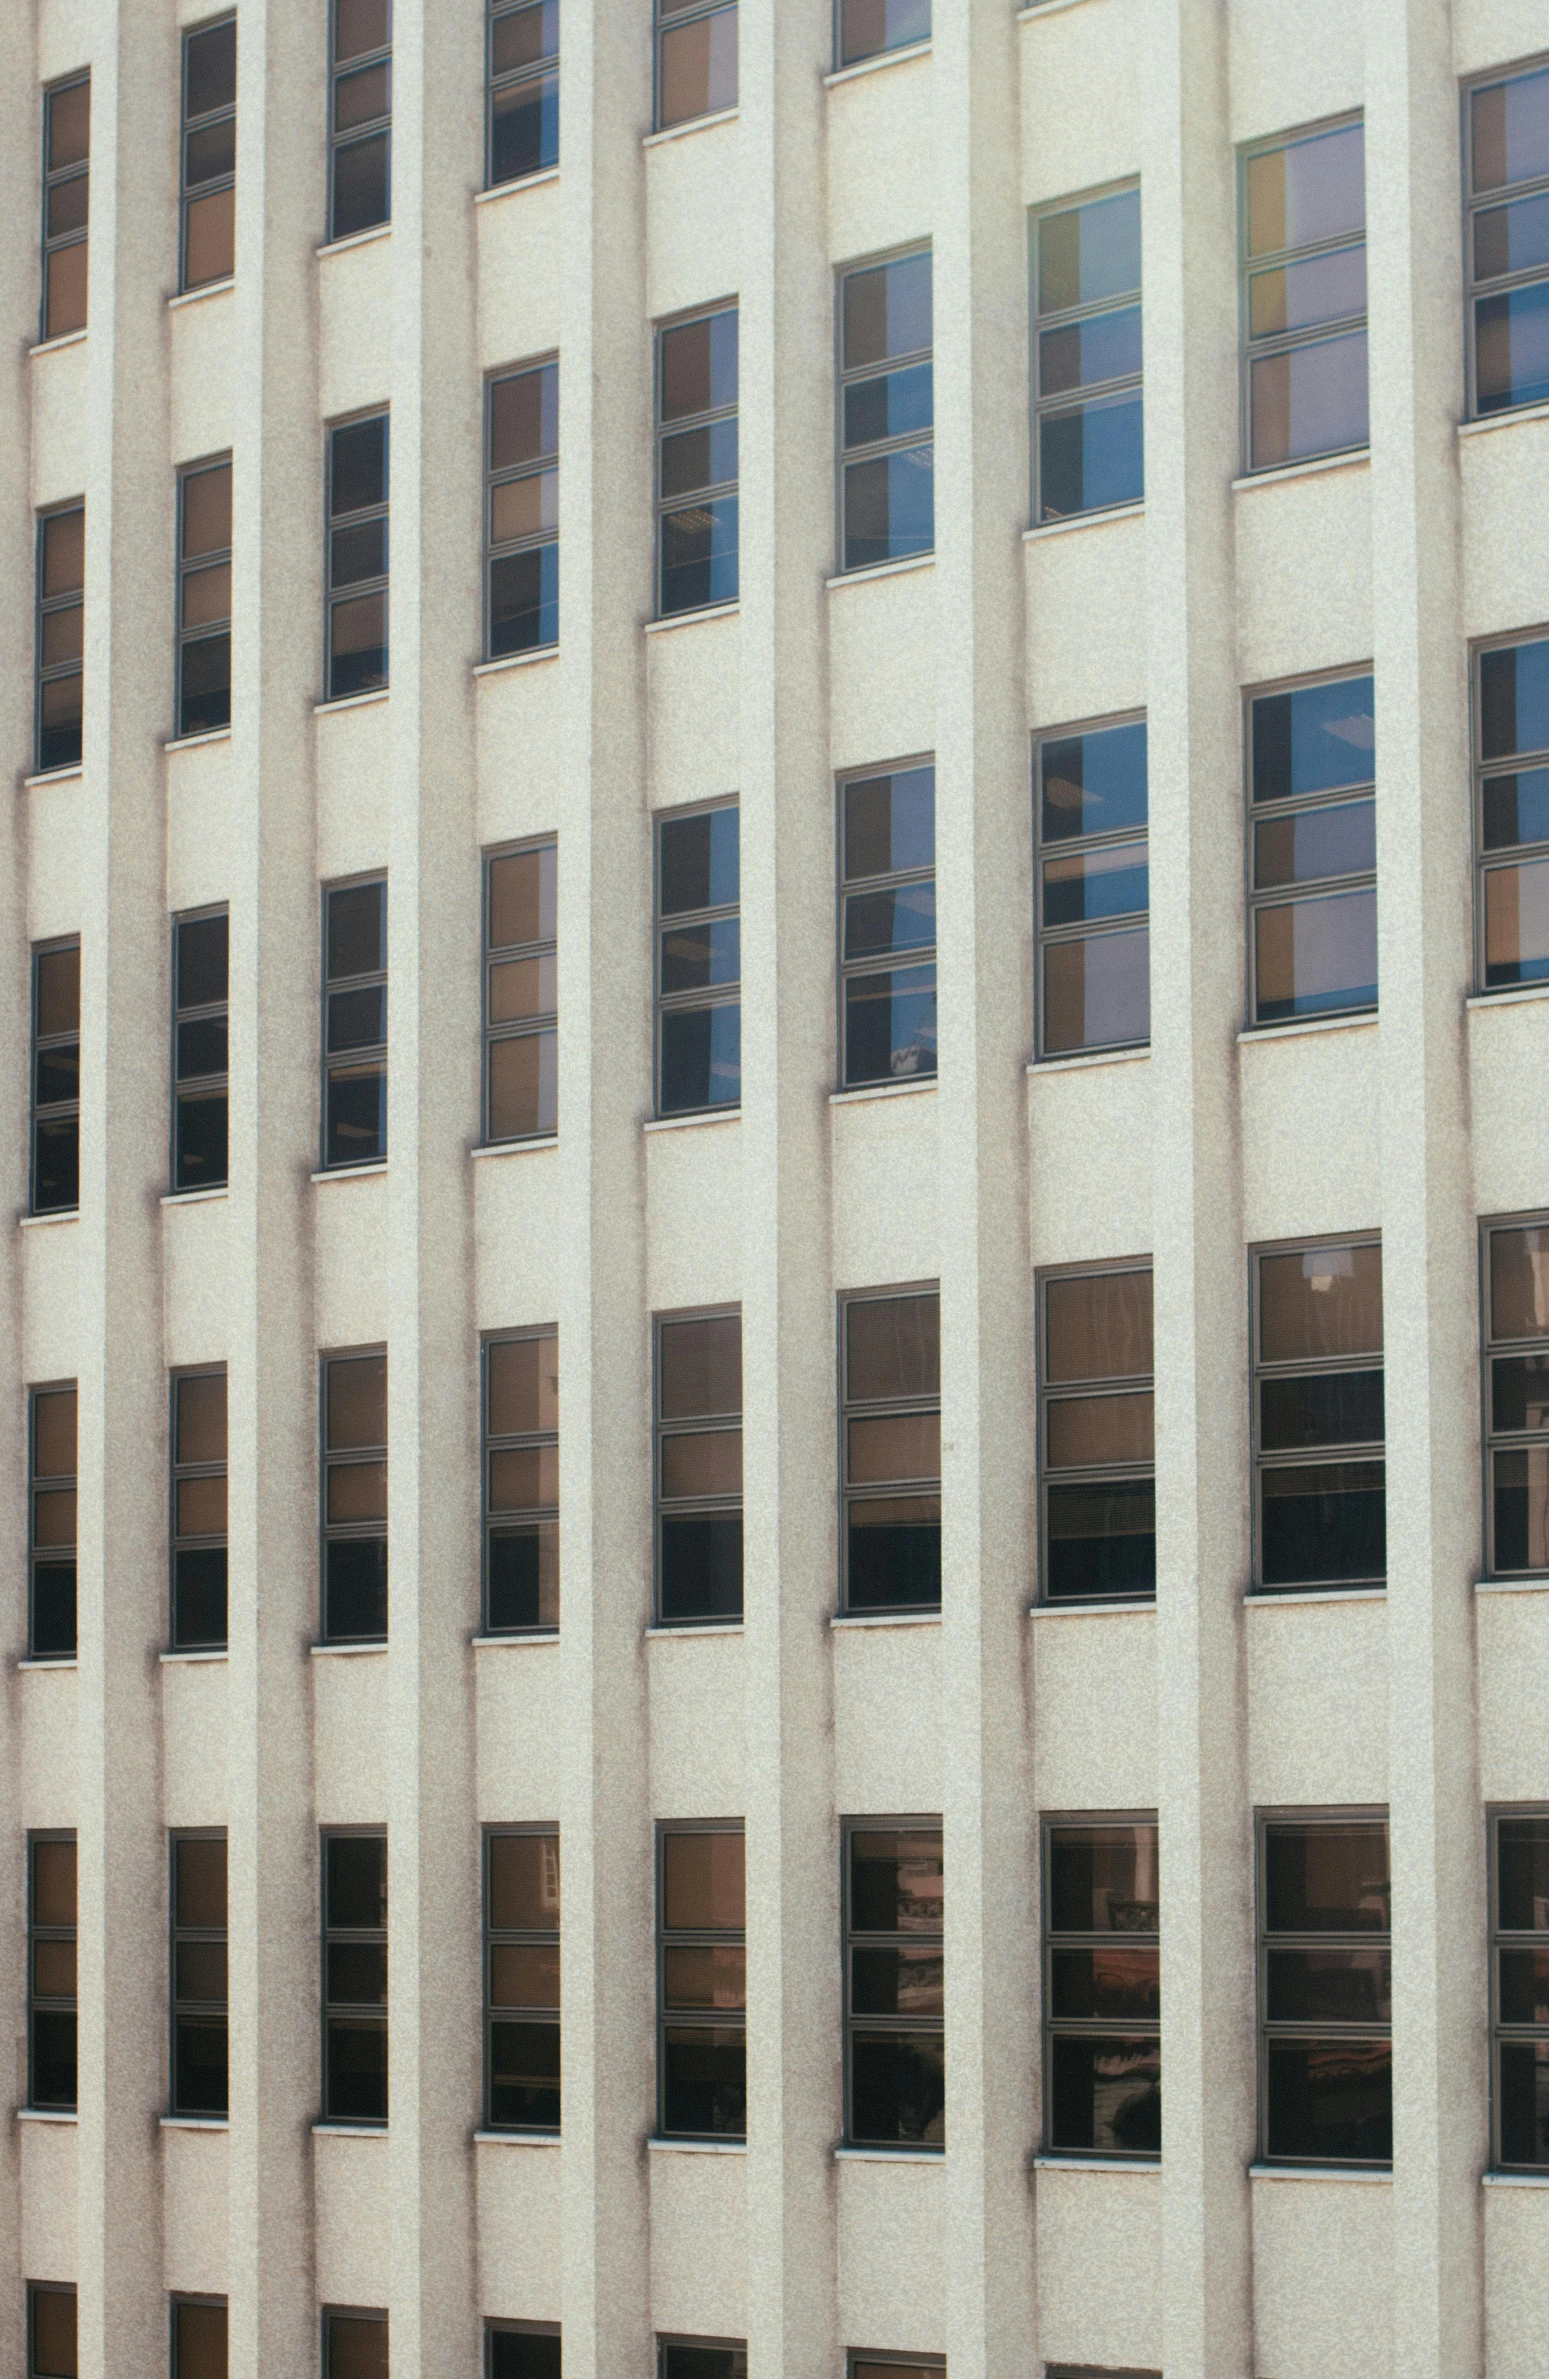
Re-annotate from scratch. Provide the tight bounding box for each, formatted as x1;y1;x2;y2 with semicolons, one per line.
648;2133;746;2153
472;1134;557;1159
160;1647;228;1665
831;1608;939;1630
829;1076;936;1106
1482;2168;1549;2187
472;1630;559;1648
311;1162;387;1183
168;278;233;311
1249;2161;1390;2183
17;2108;77;2125
473;646;558;678
827;552;934;590
314;687;389;716
1232;448;1368;494
825;38;930;86
644;601;739;636
1019;0;1107;19
1467;984;1549;1011
20;1208;77;1230
1024;502;1142;542
643;107;738;148
312;2120;387;2137
23;766;84;789
1028;1044;1149;1076
161;2113;228;2130
310;1639;387;1658
644;1107;741;1133
1032;2151;1159;2172
1244;1586;1385;1607
316;224;391;260
475;168;560;204
647;1620;743;1639
1458;397;1549;440
17;1657;76;1672
164;727;232;752
1238;1009;1376;1046
1028;1599;1155;1620
30;329;88;358
1476;1576;1549;1596
475;2126;562;2145
162;1186;229;1208
833;2143;943;2163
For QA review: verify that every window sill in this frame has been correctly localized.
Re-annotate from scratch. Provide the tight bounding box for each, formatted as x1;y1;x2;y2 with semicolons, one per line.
1458;396;1549;440
475;2126;561;2144
1019;0;1107;18
644;601;739;635
17;1656;76;1672
472;1630;559;1647
643;107;739;148
825;38;931;86
833;2143;943;2162
829;1076;936;1106
1249;2161;1391;2183
1467;983;1549;1011
168;277;233;311
1244;1585;1385;1607
316;224;391;260
1023;501;1143;542
312;2120;387;2137
475;167;560;203
160;1647;229;1664
1237;1009;1377;1045
310;1638;388;1657
473;646;559;677
314;687;389;716
164;727;232;752
162;2113;228;2130
29;328;88;358
23;766;83;789
1028;1044;1148;1075
1032;2151;1159;2171
311;1162;387;1183
827;552;934;590
1476;1575;1549;1596
644;1106;741;1133
831;1607;940;1629
1028;1598;1155;1619
472;1134;558;1159
1482;2168;1549;2187
17;2108;77;2125
20;1208;78;1229
649;2133;747;2153
1232;447;1369;494
162;1186;229;1207
647;1619;743;1638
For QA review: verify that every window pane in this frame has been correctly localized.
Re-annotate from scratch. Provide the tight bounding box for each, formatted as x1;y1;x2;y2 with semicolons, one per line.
1039;388;1144;520
184;186;235;286
33;1388;77;1479
488;1443;559;1513
1498;1818;1549;1931
663;1830;745;1929
843;446;934;571
661;918;741;994
1472;65;1549;194
1040;726;1148;841
1043;840;1148;927
42;511;85;597
1260;1459;1385;1583
488;1336;558;1437
1248;243;1366;337
660;807;739;913
490;2018;561;2125
493;0;559;71
489;1831;560;1930
488;2333;563;2379
844;253;932;369
1046;1390;1154;1468
1254;799;1375;888
177;1474;228;1537
842;361;933;449
182;561;231;631
1049;1823;1158;1930
1259;1243;1382;1361
488;1525;559;1630
332;418;389;517
174;2303;228;2379
182;466;232;563
658;9;738;128
1491;1226;1549;1340
1039;188;1141;313
328;882;385;979
662;2025;746;2133
1043;927;1149;1053
31;2293;77;2379
659;1513;743;1620
489;846;557;949
48;82;91;168
1265;1824;1389;1932
335;60;390;129
1483;766;1549;852
328;1354;386;1449
327;1833;386;1927
45;243;89;340
1499;2039;1549;2166
1048;2033;1161;2153
849;2032;944;2144
1045;1479;1155;1599
660;1315;741;1419
839;0;929;66
661;494;739;612
660;1002;740;1110
327;2311;389;2379
1040;305;1143;394
843;962;937;1084
1255;888;1377;1020
1246;124;1366;257
847;1293;939;1402
489;1027;557;1138
186;19;237;114
847;1497;940;1608
491;69;559;182
1253;678;1375;801
1474;191;1549;285
1251;330;1369;468
1260;1368;1383;1450
843;885;936;959
661;1428;743;1499
1046;1271;1152;1385
1493;1447;1549;1570
328;1459;387;1524
1266;1945;1391;2023
329;593;388;699
33;1838;77;1925
1265;2037;1391;2162
847;1411;939;1485
843;767;935;877
661;419;739;500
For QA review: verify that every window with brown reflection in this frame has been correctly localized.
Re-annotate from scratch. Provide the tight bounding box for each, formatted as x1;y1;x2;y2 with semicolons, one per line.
488;0;558;188
322;1349;388;1642
844;1823;944;2148
1253;1238;1384;1592
181;18;236;292
658;1823;745;2138
837;0;929;69
1474;631;1549;994
172;1366;227;1650
1044;1817;1160;2158
1031;181;1143;525
487;2328;561;2379
1241;117;1368;473
485;843;556;1144
841;1288;939;1613
327;415;388;701
323;877;387;1168
172;907;229;1193
484;1329;558;1632
846;2359;944;2379
177;458;232;738
330;0;391;240
324;2306;388;2379
27;2283;76;2379
1465;59;1549;420
36;505;84;774
657;307;738;617
1491;1809;1549;2170
656;0;736;131
840;764;936;1089
322;1832;388;2124
28;1833;76;2109
487;362;558;656
41;75;89;342
839;249;933;573
172;2297;228;2379
1259;1813;1391;2165
656;1311;742;1623
486;1828;560;2130
31;939;79;1216
1248;672;1376;1026
1483;1214;1549;1577
1033;715;1148;1057
1039;1265;1154;1605
29;1382;77;1660
171;1831;228;2116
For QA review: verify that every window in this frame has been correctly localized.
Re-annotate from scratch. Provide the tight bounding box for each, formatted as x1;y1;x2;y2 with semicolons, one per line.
1466;59;1549;418
322;1350;388;1642
331;0;391;240
1241;116;1367;473
327;414;389;702
1252;1239;1384;1592
1258;1814;1391;2166
181;18;236;291
657;308;738;617
1034;715;1149;1058
27;2287;76;2379
1483;1215;1549;1576
839;248;932;573
488;0;558;186
657;803;740;1115
29;1833;76;2110
1247;672;1376;1026
172;2299;228;2379
171;1832;228;2117
484;1330;559;1633
656;0;736;131
659;2347;745;2379
1031;182;1143;524
1474;630;1549;994
1039;1265;1154;1604
323;877;387;1169
1044;1817;1160;2157
656;1310;743;1623
31;939;80;1215
841;1288;940;1613
844;1823;944;2148
29;1383;77;1660
177;459;232;739
36;504;84;774
846;2364;944;2379
325;2310;388;2379
658;1824;746;2139
487;363;558;657
836;0;928;68
488;2328;561;2379
485;841;557;1142
486;1829;561;2130
172;1367;228;1650
1492;1809;1549;2169
322;1832;388;2124
172;907;229;1193
839;763;936;1089
41;76;89;341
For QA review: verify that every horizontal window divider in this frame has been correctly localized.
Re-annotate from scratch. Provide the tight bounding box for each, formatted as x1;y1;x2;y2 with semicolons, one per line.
315;225;393;261
19;1208;79;1230
164;727;233;752
1482;2169;1549;2187
1237;1009;1377;1045
1243;1585;1386;1607
1231;449;1369;495
829;1077;937;1106
1032;2151;1160;2172
16;1656;77;1671
160;2113;228;2130
473;646;559;678
1475;1575;1549;1596
310;1162;388;1183
314;687;390;717
161;1186;229;1207
475;168;561;204
1024;502;1144;543
1027;1044;1150;1076
23;766;85;789
309;1638;388;1658
1248;2161;1391;2184
646;1619;744;1638
1459;397;1549;440
833;2143;945;2163
642;106;739;150
167;277;234;312
827;553;936;591
824;39;932;87
643;600;740;636
159;1647;228;1664
1467;984;1549;1011
647;2133;747;2153
830;1608;941;1629
1027;1598;1156;1620
16;2107;78;2125
475;2126;562;2146
643;1107;741;1133
29;329;89;358
311;2120;388;2137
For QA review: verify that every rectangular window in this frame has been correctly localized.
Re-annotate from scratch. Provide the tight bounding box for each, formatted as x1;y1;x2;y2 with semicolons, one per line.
323;877;387;1169
331;0;391;240
177;459;232;739
1252;1238;1384;1592
30;1383;77;1661
1258;1813;1391;2166
839;248;932;573
657;308;738;617
28;2286;76;2379
41;76;89;341
487;362;558;657
322;1831;388;2124
1474;630;1549;993
1043;1817;1160;2157
1492;1808;1549;2168
844;1822;944;2148
327;413;389;702
841;1287;940;1613
1032;181;1143;524
1034;715;1149;1058
488;0;558;186
1039;1264;1154;1604
181;17;236;291
488;2328;561;2379
658;1823;746;2139
847;2364;945;2379
1247;671;1377;1025
839;763;936;1089
29;1833;76;2110
485;842;557;1142
172;2299;228;2379
325;2310;388;2379
485;1828;561;2131
484;1330;559;1633
656;0;737;131
36;504;84;774
837;0;929;69
1466;59;1549;418
1241;116;1368;473
659;2347;745;2379
172;906;229;1193
322;1349;388;1643
657;803;740;1115
172;1366;228;1651
656;1310;743;1624
171;1831;228;2117
1483;1214;1549;1576
31;939;80;1215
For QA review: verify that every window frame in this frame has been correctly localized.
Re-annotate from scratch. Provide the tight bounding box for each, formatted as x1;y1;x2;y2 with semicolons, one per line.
323;2306;390;2377
40;73;90;346
170;1361;229;1653
320;872;388;1174
179;14;237;295
1243;663;1378;1032
483;1823;561;2135
1036;1258;1155;1608
1029;176;1144;529
1040;1809;1161;2163
1255;1804;1392;2170
483;837;558;1145
832;0;931;73
1237;109;1368;479
838;1281;941;1617
653;1303;744;1628
34;502;85;778
841;1813;945;2152
654;795;741;1120
1462;51;1549;423
171;2297;229;2379
319;1343;389;1646
328;0;392;242
320;1827;389;2128
1032;708;1150;1062
656;1817;747;2142
175;455;233;742
487;0;559;189
654;300;740;622
28;1379;77;1663
30;936;80;1218
482;1326;559;1637
835;241;934;577
653;0;739;134
169;1827;229;2119
487;2322;564;2379
1480;1209;1549;1580
484;359;559;662
656;2338;749;2379
324;409;390;705
28;1829;76;2113
1489;1801;1549;2171
835;755;938;1093
1470;622;1549;998
170;903;230;1196
27;2283;77;2379
1249;1230;1385;1596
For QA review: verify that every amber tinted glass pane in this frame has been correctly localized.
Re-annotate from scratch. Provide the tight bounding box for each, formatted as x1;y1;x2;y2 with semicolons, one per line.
488;1030;557;1141
33;1940;75;1994
1048;1822;1159;1931
184;186;235;286
661;1428;743;1499
850;1829;943;1930
33;1838;77;1925
490;368;558;470
328;1460;387;1523
328;1355;386;1449
182;562;231;631
1259;1243;1382;1361
335;0;390;60
1047;1391;1155;1468
176;1371;227;1466
489;847;557;949
31;2291;77;2378
32;1489;75;1547
489;1831;560;1929
175;1835;227;1928
1485;859;1549;987
847;1292;939;1402
1492;1227;1549;1341
659;10;737;130
488;1444;559;1512
33;1388;77;1479
488;1335;558;1437
663;1942;747;2008
328;2317;389;2379
42;512;85;598
1266;1822;1389;1932
489;955;556;1022
182;464;232;560
664;1830;745;1929
660;1315;742;1419
491;472;557;544
847;1411;939;1484
45;243;88;340
177;1476;227;1538
1046;1269;1152;1383
174;2301;227;2379
41;608;83;667
48;82;91;168
490;1942;560;2007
